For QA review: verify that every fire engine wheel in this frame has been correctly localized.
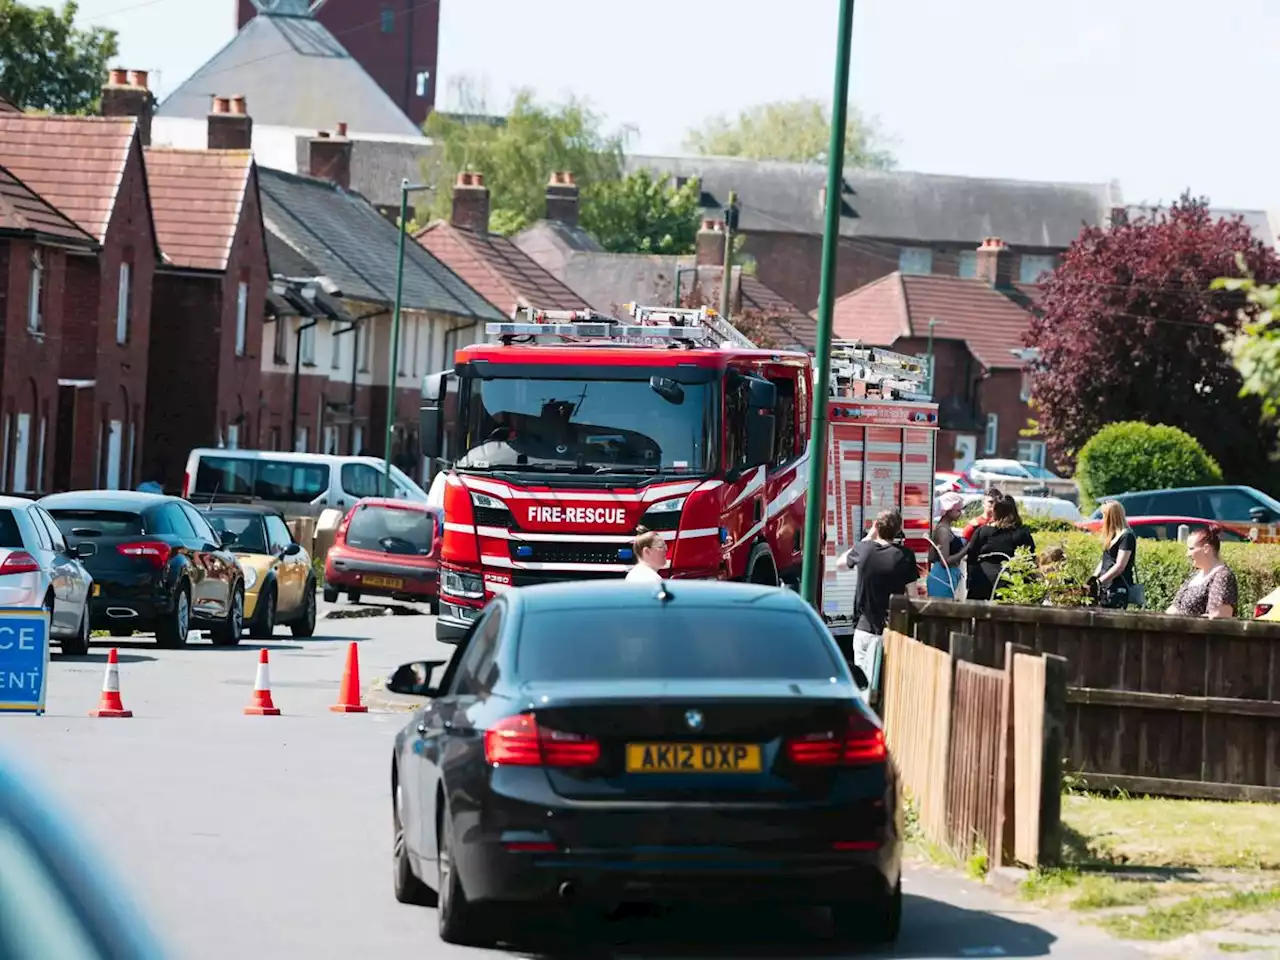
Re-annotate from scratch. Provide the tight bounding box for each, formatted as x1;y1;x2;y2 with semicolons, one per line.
746;546;779;587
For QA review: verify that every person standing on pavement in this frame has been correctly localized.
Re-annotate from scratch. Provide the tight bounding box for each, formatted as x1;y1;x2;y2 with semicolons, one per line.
1166;526;1238;619
839;510;919;686
962;487;1003;541
625;526;666;583
966;495;1036;601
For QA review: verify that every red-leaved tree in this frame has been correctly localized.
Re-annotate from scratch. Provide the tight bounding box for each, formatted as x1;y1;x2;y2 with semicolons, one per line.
1025;193;1280;485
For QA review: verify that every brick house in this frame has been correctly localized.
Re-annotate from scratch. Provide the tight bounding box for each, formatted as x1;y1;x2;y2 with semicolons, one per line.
255;131;502;479
0;167;98;494
415;171;590;317
141;94;270;491
0;73;160;491
624;155;1119;313
831;237;1045;473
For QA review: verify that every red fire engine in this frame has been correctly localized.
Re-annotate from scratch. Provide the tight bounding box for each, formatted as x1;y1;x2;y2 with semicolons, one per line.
419;304;938;644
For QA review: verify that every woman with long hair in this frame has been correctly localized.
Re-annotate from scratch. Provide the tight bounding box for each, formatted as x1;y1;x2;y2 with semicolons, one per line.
1093;501;1138;608
928;492;970;597
966;495;1036;601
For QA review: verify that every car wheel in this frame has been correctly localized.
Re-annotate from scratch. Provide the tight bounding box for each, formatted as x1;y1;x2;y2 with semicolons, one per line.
62;608;90;657
831;879;902;945
210;586;244;647
348;591;362;604
156;585;191;648
249;585;276;640
323;585;338;604
438;802;490;945
291;580;317;638
392;776;435;906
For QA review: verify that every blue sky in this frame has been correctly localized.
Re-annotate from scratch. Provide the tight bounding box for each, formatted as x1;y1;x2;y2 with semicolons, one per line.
74;0;1280;210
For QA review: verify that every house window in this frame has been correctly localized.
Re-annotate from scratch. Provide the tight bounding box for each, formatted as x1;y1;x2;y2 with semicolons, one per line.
1017;440;1047;468
331;320;343;370
1020;254;1056;284
957;250;977;279
116;261;131;344
300;322;316;365
235;281;248;356
1020;370;1032;402
27;250;43;332
399;318;410;375
227;423;240;450
295;426;309;453
359;321;371;372
380;5;394;31
273;318;288;364
984;413;999;456
899;247;933;275
411;317;422;377
416;71;431;98
323;425;339;455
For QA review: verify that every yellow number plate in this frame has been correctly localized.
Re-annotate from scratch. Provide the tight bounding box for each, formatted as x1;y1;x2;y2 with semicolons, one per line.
92;584;100;596
363;576;404;590
625;743;762;774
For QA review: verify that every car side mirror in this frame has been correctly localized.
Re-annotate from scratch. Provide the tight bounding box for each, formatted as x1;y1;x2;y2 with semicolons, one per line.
850;664;870;692
386;659;447;697
283;542;302;557
1250;506;1272;523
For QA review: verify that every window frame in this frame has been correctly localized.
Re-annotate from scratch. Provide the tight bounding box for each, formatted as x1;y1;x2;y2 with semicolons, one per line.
235;280;248;356
983;413;999;456
115;260;131;345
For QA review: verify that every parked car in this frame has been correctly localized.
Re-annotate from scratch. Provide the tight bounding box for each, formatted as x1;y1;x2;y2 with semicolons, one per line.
961;493;1081;523
0;496;94;655
197;504;317;639
965;459;1078;503
387;580;900;947
935;471;980;495
1090;486;1280;543
39;492;245;647
323;498;441;611
1076;515;1250;543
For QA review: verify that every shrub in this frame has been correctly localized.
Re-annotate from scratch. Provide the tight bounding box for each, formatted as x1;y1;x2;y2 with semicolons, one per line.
1074;422;1223;511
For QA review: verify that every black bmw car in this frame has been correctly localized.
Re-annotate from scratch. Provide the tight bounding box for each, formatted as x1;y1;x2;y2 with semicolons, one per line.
39;491;245;647
386;579;902;947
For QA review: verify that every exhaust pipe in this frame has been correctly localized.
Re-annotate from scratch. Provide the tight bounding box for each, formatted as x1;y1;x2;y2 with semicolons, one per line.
558;881;576;904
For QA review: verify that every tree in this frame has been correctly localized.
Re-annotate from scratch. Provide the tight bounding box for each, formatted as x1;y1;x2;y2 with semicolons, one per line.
1024;193;1280;486
0;0;118;114
579;170;702;255
424;86;628;237
1075;422;1223;510
682;98;896;169
1211;265;1280;418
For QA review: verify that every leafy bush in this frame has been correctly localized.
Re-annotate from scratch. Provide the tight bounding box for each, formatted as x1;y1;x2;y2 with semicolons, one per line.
993;545;1093;607
1074;422;1223;511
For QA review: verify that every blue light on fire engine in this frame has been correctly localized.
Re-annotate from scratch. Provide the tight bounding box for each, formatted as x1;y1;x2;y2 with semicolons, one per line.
515;545;534;558
618;547;634;561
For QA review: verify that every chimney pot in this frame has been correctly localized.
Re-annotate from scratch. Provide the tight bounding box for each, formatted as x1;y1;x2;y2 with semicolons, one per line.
230;95;247;115
336;121;348;137
317;130;331;139
212;96;231;115
544;170;579;228
109;68;128;86
451;170;491;233
128;70;148;90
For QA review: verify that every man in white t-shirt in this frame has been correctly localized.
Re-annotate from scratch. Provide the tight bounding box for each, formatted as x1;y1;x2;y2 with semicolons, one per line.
625;527;667;582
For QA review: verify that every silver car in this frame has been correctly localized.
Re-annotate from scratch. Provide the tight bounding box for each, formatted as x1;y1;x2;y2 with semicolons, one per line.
0;497;93;655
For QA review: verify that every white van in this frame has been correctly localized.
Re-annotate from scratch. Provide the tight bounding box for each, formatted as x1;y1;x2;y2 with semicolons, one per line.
182;449;428;516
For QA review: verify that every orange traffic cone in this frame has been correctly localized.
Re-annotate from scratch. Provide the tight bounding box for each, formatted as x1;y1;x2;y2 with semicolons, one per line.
330;641;367;713
89;648;132;718
244;648;281;716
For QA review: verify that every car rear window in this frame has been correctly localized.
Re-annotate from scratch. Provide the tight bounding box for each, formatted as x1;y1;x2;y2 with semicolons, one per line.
206;514;267;552
345;505;433;555
0;511;22;549
515;605;841;682
47;510;144;538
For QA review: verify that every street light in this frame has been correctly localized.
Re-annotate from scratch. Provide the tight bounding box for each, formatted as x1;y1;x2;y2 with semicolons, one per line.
800;0;858;610
385;178;434;495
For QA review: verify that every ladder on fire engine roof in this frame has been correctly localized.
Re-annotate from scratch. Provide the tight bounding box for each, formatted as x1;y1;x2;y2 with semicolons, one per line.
485;305;932;401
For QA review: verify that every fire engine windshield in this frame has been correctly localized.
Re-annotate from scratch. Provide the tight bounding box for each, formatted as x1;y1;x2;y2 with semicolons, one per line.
456;376;714;474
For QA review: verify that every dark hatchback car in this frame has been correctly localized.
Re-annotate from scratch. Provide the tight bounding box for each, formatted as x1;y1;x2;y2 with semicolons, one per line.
39;492;245;647
387;580;901;948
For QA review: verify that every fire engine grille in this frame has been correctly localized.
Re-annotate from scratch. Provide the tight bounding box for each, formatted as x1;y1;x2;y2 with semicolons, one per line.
511;569;621;588
474;506;515;528
509;541;628;565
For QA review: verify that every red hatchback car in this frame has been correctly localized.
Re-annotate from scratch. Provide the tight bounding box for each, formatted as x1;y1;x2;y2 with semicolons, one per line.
323;499;443;611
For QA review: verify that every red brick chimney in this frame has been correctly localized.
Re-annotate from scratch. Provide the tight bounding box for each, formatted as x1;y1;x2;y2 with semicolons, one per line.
101;68;153;146
975;237;1014;288
308;124;352;190
451;171;490;233
207;95;253;150
695;218;726;267
545;171;579;227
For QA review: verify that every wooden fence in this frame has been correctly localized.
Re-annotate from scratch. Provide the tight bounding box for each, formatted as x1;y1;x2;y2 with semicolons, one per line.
889;596;1280;802
881;629;1065;868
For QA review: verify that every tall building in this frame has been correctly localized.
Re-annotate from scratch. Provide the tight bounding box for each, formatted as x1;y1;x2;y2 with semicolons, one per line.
236;0;439;128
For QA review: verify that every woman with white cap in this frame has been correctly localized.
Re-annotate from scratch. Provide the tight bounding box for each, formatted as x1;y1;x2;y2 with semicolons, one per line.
928;492;970;598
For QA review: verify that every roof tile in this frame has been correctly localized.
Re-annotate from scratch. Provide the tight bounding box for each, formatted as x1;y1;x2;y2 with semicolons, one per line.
144;148;252;271
0;115;136;242
0;166;98;246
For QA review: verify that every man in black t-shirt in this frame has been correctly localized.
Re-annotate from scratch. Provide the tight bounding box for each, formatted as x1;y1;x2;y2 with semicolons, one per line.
839;510;919;688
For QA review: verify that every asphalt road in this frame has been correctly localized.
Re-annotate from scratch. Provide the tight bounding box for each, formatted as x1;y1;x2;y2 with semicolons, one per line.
0;601;1147;960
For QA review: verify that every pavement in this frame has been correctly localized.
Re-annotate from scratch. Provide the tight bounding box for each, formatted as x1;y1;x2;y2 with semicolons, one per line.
0;599;1150;960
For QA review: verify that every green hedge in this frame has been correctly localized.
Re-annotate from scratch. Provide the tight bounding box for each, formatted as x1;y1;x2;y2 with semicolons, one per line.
1028;531;1280;618
1075;422;1223;512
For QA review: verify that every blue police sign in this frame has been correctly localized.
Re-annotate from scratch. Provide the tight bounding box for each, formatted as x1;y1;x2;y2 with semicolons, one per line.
0;608;49;716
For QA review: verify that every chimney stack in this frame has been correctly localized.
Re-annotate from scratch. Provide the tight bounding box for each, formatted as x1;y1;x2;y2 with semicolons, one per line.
451;171;490;233
208;94;253;150
101;68;153;146
695;218;726;267
545;171;579;227
308;124;352;190
974;237;1014;288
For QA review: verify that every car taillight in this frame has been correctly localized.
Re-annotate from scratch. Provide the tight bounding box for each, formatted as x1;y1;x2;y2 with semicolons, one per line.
117;541;172;568
182;471;190;498
0;551;40;575
1257;603;1273;619
785;713;887;766
484;713;600;767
